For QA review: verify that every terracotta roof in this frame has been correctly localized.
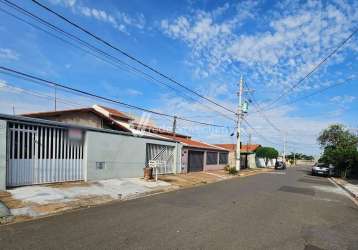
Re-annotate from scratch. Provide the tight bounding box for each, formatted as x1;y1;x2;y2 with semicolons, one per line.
24;108;94;117
214;144;261;153
162;135;228;151
94;105;191;138
214;144;236;151
241;144;261;152
23;107;131;133
131;123;189;139
96;105;133;120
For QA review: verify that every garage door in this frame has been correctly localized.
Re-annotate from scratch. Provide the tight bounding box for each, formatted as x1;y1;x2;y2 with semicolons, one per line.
188;150;204;172
7;122;84;187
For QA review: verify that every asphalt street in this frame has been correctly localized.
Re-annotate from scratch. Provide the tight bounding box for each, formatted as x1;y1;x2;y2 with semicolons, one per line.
0;166;357;250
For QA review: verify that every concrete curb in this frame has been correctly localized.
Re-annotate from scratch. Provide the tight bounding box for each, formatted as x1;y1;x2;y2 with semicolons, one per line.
329;177;358;200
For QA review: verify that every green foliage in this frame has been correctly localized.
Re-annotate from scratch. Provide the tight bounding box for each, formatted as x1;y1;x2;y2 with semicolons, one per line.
286;153;314;161
318;124;357;148
228;167;238;175
256;147;279;167
317;124;358;178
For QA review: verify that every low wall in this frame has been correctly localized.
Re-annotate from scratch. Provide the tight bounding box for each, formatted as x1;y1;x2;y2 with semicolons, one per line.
295;160;315;166
256;157;276;168
85;131;181;181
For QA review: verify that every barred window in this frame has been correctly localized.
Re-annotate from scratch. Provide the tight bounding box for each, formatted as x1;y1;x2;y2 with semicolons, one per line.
206;152;218;165
219;152;228;164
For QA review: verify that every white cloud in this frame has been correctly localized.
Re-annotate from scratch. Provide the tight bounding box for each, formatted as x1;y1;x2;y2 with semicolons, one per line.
126;88;143;96
50;1;145;33
159;0;358;154
49;0;77;8
160;0;358;93
0;48;19;60
330;95;356;104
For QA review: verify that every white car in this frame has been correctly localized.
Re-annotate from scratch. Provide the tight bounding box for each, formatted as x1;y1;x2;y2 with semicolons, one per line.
311;163;334;176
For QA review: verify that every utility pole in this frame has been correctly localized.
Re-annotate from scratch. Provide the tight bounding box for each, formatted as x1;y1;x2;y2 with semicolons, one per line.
54;85;57;111
12;104;15;115
172;115;178;174
236;76;243;171
172;115;177;137
283;132;287;162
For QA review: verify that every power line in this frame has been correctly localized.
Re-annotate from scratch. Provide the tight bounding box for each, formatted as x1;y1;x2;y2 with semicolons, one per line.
242;118;281;147
260;76;357;112
30;0;237;115
0;0;236;124
0;66;232;128
265;26;358;109
0;81;84;108
244;81;282;133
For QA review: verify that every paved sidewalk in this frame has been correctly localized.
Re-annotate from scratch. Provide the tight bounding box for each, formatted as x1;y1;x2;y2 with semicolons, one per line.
331;177;358;199
0;178;171;223
159;168;273;188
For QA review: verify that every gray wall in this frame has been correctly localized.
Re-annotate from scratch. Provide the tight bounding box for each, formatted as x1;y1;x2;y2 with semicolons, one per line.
85;131;181;181
0;120;7;191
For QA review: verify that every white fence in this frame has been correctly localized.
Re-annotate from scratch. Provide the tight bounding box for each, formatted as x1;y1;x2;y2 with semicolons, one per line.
7;122;84;187
146;143;175;174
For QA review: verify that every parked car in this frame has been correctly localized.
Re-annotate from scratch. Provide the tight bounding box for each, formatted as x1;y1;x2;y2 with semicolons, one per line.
311;163;334;176
275;161;286;170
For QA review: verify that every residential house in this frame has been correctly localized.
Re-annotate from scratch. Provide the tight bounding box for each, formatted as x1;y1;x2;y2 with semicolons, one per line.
214;144;262;169
0;110;181;190
93;105;230;172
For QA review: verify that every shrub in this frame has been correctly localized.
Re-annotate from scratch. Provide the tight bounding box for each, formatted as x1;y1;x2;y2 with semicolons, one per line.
228;167;238;175
224;165;230;171
256;147;279;167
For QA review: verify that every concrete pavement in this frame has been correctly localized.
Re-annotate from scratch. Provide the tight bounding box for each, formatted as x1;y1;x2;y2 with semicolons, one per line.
0;166;357;249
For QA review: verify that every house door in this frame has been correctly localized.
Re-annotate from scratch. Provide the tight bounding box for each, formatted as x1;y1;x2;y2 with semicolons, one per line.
188;150;204;172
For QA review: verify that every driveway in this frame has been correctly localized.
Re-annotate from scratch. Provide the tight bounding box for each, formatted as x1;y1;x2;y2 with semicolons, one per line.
0;166;357;249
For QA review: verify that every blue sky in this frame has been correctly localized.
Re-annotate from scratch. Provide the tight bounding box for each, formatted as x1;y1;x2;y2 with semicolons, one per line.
0;0;357;155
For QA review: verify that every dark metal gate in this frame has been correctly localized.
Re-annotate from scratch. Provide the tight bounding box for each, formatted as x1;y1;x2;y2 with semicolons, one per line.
188;150;204;172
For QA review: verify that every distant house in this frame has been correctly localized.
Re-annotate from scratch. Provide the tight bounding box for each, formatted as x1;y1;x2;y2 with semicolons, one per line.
241;144;262;168
214;144;262;169
160;135;229;172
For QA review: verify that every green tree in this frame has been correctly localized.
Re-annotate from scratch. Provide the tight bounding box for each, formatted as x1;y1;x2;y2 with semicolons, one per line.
286;152;314;161
256;147;279;167
317;124;358;178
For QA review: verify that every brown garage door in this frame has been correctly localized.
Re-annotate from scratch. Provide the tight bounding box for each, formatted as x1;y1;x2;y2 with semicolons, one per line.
188;150;204;172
